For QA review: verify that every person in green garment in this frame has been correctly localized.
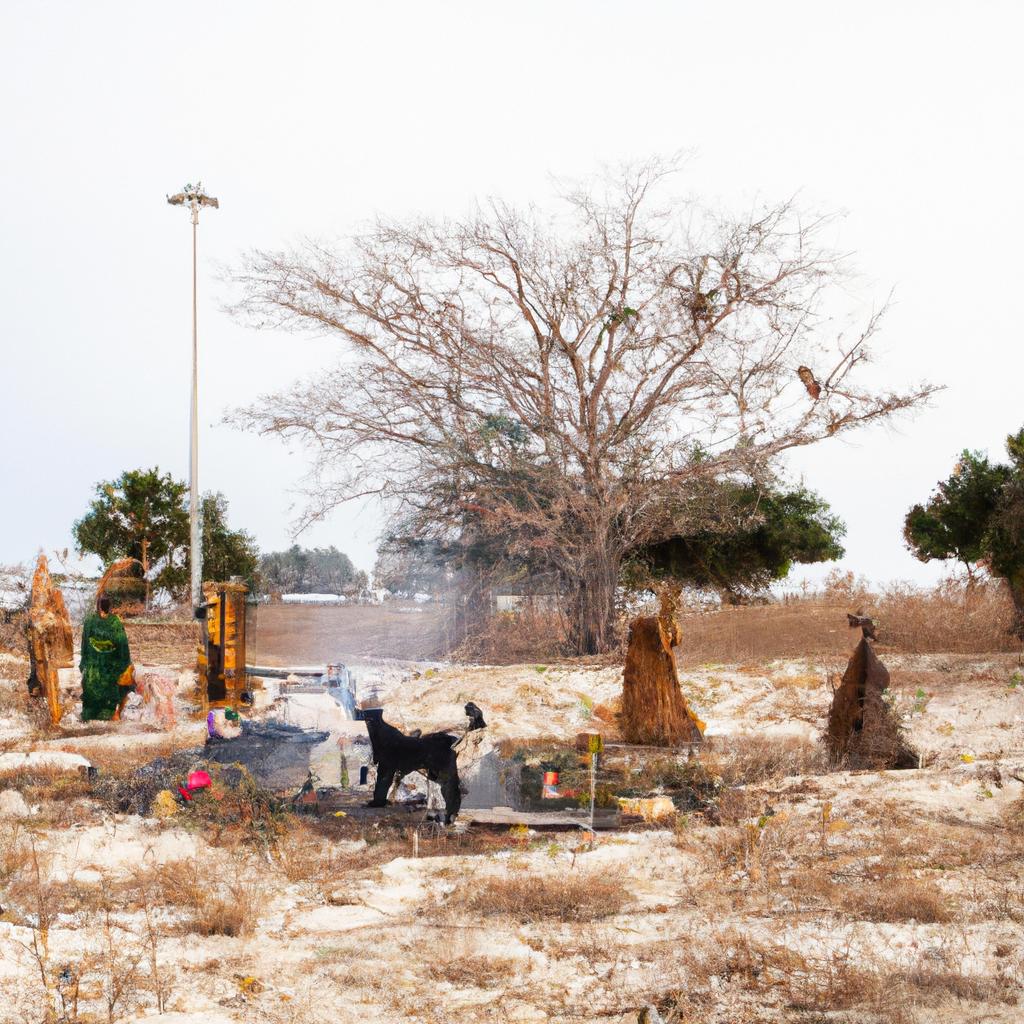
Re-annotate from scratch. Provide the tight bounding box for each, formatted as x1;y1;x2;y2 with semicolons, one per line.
80;595;135;721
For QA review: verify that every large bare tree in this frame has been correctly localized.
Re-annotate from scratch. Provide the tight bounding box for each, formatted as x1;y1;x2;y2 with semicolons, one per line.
229;161;937;654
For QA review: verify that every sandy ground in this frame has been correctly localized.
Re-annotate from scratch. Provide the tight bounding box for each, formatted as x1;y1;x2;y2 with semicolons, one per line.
1;646;1023;1023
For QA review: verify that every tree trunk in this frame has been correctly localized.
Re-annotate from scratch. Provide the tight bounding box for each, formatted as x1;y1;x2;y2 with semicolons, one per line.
566;547;620;656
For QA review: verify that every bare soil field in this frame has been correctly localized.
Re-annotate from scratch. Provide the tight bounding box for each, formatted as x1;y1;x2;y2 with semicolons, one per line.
1;629;1023;1023
247;602;450;665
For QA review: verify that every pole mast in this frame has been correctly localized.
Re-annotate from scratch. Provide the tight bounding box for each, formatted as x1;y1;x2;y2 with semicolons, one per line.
167;183;219;612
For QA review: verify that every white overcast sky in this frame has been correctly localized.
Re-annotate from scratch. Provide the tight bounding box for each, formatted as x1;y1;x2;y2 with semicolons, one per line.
1;1;1021;586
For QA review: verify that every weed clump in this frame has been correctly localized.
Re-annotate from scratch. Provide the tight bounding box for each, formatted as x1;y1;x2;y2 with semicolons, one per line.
444;870;625;922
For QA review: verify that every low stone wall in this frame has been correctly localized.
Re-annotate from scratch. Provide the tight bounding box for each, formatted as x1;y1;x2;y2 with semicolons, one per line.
124;620;200;667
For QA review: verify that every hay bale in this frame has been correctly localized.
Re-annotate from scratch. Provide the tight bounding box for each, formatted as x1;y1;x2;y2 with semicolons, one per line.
620;612;704;747
26;554;74;725
96;558;147;616
825;637;917;769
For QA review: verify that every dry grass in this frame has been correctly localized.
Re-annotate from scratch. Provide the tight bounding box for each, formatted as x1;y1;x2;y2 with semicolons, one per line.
706;733;827;786
843;876;952;923
678;577;1020;666
150;856;266;936
655;930;1020;1023
453;607;567;663
424;953;518;988
452;575;1020;666
444;868;626;922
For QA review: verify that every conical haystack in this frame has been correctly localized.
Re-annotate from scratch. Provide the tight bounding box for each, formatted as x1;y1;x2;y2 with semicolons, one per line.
96;558;147;616
26;554;74;726
826;635;917;769
620;591;704;747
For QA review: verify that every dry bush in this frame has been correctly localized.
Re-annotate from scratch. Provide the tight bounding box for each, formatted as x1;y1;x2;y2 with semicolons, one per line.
71;736;186;776
150;855;265;937
424;953;518;988
706;733;827;787
495;735;572;760
272;820;395;900
0;821;31;884
656;930;1017;1023
0;764;92;801
444;869;625;922
875;578;1018;653
844;876;953;924
453;608;567;664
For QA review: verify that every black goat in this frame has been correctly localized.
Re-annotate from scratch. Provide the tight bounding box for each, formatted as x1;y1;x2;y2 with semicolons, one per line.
362;711;462;823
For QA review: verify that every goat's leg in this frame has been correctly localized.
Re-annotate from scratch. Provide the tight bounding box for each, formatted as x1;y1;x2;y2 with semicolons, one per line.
440;753;462;824
368;762;397;807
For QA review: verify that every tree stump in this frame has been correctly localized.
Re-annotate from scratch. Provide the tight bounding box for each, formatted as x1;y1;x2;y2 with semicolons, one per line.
26;554;74;726
826;636;917;769
620;591;704;746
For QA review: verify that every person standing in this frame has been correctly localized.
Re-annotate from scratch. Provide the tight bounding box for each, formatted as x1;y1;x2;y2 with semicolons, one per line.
80;595;134;721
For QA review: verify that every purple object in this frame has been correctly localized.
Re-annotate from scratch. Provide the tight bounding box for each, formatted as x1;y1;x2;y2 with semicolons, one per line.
207;711;216;737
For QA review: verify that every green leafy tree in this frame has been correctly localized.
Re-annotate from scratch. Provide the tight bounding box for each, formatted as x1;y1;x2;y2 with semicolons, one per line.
634;483;845;602
200;493;262;594
73;468;188;602
74;469;259;603
260;545;365;595
904;429;1024;637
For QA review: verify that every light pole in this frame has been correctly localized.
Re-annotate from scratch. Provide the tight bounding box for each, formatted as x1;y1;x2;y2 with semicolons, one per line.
167;182;219;611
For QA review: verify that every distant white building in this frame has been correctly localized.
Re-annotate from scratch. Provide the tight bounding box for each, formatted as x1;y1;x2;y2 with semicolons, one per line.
281;593;348;605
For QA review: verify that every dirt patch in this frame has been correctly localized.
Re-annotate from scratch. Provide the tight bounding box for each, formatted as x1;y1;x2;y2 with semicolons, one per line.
247;602;449;664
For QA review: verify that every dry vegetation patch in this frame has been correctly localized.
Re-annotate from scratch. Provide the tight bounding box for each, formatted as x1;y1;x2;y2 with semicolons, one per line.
444;868;626;923
424;952;519;988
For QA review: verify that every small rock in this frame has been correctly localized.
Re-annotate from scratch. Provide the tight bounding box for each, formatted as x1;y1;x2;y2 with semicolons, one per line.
0;790;30;818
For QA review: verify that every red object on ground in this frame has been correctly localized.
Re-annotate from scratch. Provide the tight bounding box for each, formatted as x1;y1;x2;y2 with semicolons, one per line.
177;786;192;802
542;770;560;799
186;770;212;791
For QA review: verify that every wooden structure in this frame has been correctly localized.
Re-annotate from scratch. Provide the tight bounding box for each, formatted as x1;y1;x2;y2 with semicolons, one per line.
198;580;248;712
620;589;704;747
26;554;74;726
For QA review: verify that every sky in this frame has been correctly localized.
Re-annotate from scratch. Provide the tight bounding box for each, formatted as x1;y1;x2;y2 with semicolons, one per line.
1;1;1021;588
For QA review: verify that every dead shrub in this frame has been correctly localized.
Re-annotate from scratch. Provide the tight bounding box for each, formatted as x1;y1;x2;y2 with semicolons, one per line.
424;953;518;988
0;821;30;884
444;869;625;922
844;877;952;924
0;765;92;802
152;856;265;937
707;733;827;786
905;965;1017;1005
452;607;568;664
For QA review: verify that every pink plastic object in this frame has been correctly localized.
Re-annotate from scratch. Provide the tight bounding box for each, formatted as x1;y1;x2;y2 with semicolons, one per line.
186;770;212;791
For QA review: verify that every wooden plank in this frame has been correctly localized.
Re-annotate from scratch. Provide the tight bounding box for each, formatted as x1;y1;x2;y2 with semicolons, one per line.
461;806;621;829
